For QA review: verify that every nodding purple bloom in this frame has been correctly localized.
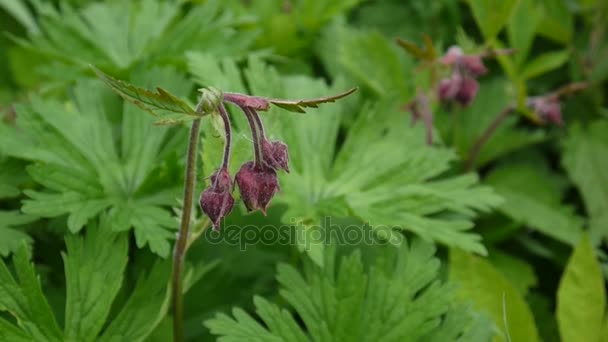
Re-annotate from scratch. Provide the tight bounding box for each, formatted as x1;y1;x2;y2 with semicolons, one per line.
200;168;235;230
235;161;280;215
527;96;563;125
198;87;355;219
438;45;487;107
438;74;479;106
262;139;289;172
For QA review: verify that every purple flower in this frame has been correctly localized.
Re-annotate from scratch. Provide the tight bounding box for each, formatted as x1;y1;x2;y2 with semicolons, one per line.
262;139;290;172
437;74;479;106
528;96;563;125
200;168;235;230
235;161;280;215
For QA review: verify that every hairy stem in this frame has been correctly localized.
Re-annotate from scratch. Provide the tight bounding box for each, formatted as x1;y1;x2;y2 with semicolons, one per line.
249;107;267;139
465;106;514;171
242;106;263;167
218;103;232;171
172;118;202;342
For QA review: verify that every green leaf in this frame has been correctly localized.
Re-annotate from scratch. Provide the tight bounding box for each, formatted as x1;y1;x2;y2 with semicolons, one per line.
99;262;172;342
63;217;129;341
0;246;63;341
0;0;39;33
467;0;519;40
521;50;570;80
0;68;189;257
450;248;540;342
267;87;358;113
317;23;412;99
207;240;493;341
507;0;542;66
536;0;573;44
0;211;36;257
0;217;172;341
557;235;606;342
485;160;583;244
92;66;201;125
562;121;608;244
489;250;538;295
15;0;254;77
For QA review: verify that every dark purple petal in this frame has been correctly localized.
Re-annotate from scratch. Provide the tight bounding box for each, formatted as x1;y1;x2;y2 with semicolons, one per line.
235;161;280;215
460;55;487;77
455;77;479;106
262;139;290;172
199;188;234;230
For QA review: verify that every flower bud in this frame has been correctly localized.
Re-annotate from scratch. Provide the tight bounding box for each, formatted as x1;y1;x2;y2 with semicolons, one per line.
199;167;234;230
262;139;290;172
454;76;479;106
460;55;487;77
438;75;461;101
528;96;562;125
235;161;280;215
197;86;224;115
438;75;479;107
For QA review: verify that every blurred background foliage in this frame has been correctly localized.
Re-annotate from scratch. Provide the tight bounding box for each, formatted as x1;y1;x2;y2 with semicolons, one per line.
0;0;607;341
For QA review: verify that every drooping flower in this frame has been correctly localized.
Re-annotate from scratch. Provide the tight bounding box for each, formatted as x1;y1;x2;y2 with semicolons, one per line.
527;96;563;125
235;161;280;215
437;45;487;107
200;168;235;230
262;139;290;172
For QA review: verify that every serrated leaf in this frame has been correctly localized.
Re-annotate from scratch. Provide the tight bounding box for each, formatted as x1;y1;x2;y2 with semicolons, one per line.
207;240;493;341
92;65;200;124
450;248;540;342
0;246;63;341
63;218;128;341
557;235;606;342
0;217;174;341
0;68;188;257
0;211;36;257
99;261;172;342
521;50;570;80
267;87;357;113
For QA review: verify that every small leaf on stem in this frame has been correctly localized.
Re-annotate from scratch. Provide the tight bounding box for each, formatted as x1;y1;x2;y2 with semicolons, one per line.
91;65;204;124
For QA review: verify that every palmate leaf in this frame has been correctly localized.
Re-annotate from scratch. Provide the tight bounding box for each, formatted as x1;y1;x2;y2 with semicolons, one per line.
0;67;192;257
14;0;256;77
190;56;502;264
92;66;202;125
207;240;494;341
0;217;173;342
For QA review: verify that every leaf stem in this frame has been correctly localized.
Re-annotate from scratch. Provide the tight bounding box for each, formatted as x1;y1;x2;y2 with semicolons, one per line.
464;106;514;171
172;117;202;342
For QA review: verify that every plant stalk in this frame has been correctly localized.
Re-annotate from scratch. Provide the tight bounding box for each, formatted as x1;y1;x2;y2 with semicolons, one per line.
242;106;263;167
172;118;202;342
464;106;514;171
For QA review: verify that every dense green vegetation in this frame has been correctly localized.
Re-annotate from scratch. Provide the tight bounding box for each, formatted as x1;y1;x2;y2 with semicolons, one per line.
0;0;606;341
